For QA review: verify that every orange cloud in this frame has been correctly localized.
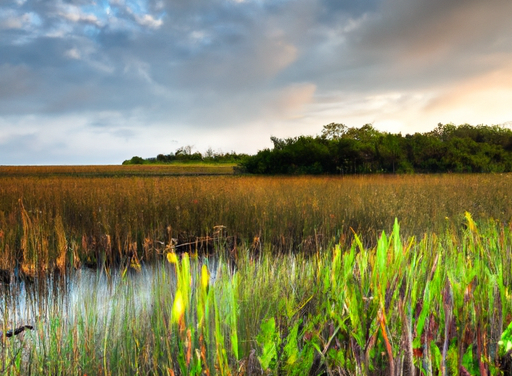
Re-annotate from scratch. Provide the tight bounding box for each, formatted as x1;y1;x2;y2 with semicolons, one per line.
424;59;512;124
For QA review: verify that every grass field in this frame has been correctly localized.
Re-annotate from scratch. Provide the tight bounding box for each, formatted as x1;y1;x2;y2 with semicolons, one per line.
1;167;512;374
0;163;237;178
1;170;511;272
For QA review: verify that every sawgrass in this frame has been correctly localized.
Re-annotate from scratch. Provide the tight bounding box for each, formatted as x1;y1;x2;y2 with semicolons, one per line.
1;172;512;274
1;168;512;374
0;217;511;374
0;164;236;177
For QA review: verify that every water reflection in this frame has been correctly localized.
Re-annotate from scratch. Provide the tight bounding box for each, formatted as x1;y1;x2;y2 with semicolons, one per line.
0;255;225;336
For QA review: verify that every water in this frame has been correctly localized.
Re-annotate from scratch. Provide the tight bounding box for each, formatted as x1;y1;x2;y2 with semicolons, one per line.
0;255;227;335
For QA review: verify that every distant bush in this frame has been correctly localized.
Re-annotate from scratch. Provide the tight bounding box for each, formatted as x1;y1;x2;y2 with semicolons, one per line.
124;147;249;165
122;156;145;165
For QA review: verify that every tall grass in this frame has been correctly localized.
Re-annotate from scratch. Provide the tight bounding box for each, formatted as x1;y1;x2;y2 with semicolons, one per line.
1;217;512;374
1;172;512;274
2;167;512;373
0;164;236;177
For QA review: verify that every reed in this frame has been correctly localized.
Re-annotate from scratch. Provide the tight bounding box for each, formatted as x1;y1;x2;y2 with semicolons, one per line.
0;217;511;374
1;167;512;374
0;164;236;177
1;171;512;274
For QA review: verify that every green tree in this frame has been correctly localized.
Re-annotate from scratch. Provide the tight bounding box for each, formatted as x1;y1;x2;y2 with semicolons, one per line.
240;122;512;175
321;123;347;140
376;133;407;173
128;156;145;164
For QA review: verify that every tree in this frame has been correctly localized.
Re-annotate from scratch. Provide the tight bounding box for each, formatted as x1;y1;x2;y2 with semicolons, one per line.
175;145;193;156
204;147;214;159
128;156;145;164
321;123;347;140
270;136;297;150
376;133;406;173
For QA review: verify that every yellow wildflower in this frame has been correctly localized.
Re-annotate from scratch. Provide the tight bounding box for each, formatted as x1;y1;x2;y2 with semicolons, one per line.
167;252;178;264
172;290;185;324
201;264;209;291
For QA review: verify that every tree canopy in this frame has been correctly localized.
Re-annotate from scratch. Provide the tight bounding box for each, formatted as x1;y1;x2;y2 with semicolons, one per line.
240;123;512;174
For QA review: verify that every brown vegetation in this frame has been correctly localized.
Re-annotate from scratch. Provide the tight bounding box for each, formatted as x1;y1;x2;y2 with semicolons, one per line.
1;167;512;275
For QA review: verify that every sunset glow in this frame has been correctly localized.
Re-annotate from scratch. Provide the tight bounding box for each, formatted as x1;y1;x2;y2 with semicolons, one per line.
1;0;511;164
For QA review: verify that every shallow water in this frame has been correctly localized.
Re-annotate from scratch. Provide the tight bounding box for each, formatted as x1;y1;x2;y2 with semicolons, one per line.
0;255;225;334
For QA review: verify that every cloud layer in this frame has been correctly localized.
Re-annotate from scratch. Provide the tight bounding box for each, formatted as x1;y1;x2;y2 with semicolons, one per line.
1;0;511;164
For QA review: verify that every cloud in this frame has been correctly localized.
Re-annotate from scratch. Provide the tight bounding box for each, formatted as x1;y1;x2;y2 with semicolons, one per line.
133;13;162;28
0;64;37;99
271;83;317;119
346;0;512;87
0;11;33;29
65;47;81;59
424;61;512;124
56;4;102;26
1;0;512;164
0;113;175;164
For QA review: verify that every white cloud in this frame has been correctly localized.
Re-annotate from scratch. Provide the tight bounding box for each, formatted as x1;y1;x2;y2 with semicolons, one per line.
57;4;102;26
0;10;40;30
111;0;164;29
65;48;81;59
133;13;163;29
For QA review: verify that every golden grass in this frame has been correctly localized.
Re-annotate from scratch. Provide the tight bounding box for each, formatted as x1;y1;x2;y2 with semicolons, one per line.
1;168;512;274
0;164;236;177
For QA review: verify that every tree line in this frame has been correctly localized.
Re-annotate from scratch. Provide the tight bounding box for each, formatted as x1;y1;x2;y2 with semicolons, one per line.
123;146;249;165
240;123;512;174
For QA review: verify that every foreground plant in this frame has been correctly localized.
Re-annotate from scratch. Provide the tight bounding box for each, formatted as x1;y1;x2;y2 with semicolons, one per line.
0;216;511;375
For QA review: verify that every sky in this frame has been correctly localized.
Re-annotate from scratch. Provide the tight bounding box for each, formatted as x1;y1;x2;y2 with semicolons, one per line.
1;0;512;165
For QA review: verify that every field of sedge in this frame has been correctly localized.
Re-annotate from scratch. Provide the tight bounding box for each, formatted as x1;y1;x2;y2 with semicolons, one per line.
1;171;512;273
0;168;512;374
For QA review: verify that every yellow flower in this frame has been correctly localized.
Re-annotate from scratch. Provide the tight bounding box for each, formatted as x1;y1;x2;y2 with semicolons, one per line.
167;252;178;264
172;290;185;324
201;264;209;291
465;211;477;232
